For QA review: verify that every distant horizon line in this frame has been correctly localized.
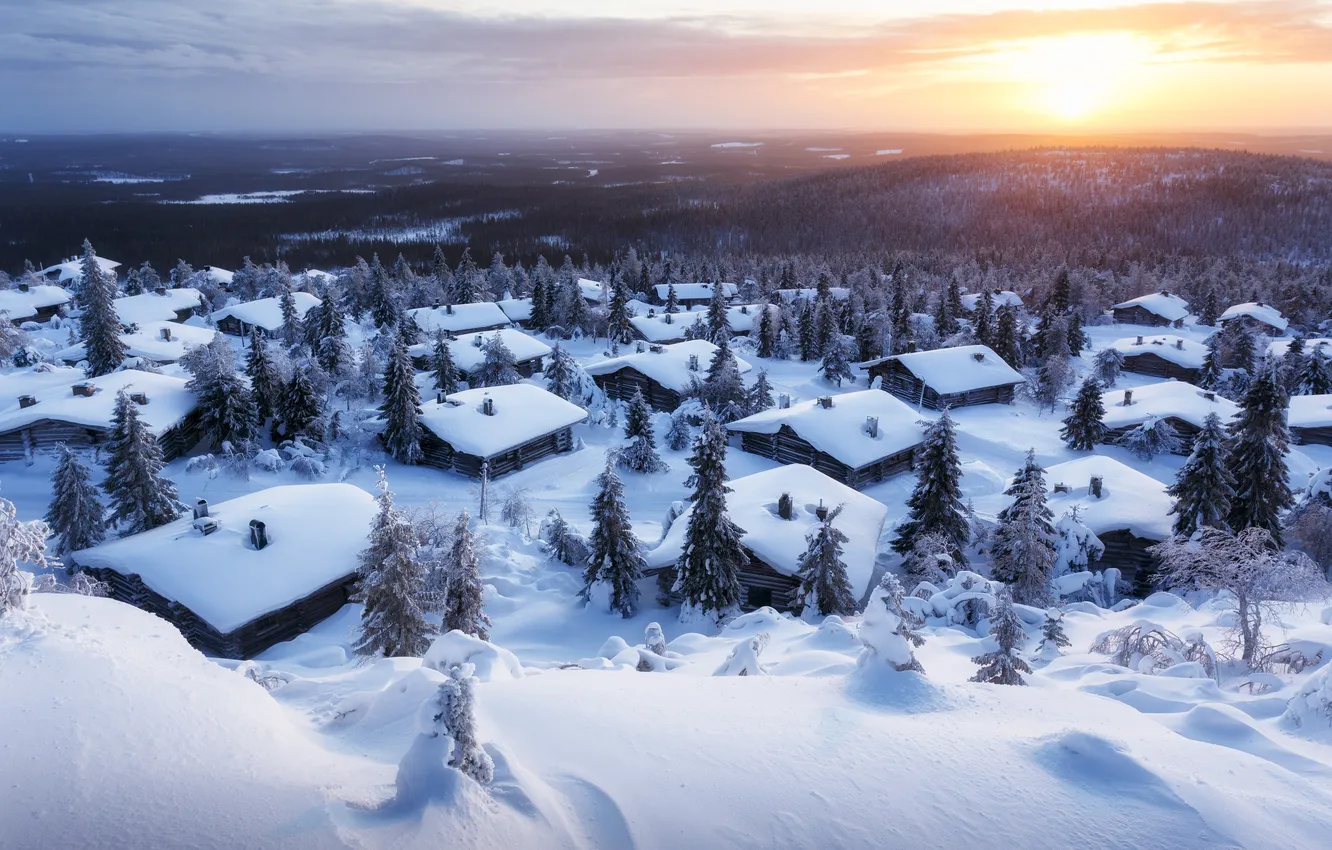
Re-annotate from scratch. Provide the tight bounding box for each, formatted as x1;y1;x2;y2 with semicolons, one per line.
5;127;1332;139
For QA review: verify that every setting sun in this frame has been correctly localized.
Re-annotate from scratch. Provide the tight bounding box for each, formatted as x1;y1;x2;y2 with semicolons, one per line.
978;32;1155;122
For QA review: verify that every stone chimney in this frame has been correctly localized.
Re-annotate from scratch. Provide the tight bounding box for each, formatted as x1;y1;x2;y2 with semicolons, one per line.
482;395;496;416
865;416;879;438
1123;389;1133;406
159;326;172;341
129;392;148;405
1090;476;1104;498
777;492;793;520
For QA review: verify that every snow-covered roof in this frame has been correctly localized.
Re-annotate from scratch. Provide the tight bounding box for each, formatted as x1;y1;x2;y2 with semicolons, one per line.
629;304;769;343
112;288;205;325
1289;395;1332;429
209;292;320;332
0;369;198;436
777;287;850;303
496;297;533;324
1270;338;1332;359
55;321;216;365
40;255;120;283
296;269;337;284
202;266;235;285
417;384;587;458
653;282;737;302
405;302;511;335
0;364;89;403
584;339;753;392
408;328;551;373
647;464;889;597
860;345;1024;394
961;290;1024;311
1041;456;1173;540
71;484;377;634
578;278;607;303
1111;291;1191;322
727;389;924;469
0;284;72;321
1110;335;1207;369
1101;380;1239;430
1220;302;1288;333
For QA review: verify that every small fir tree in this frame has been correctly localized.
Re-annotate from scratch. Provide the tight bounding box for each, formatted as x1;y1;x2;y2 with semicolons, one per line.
78;239;127;377
475;331;520;387
992;305;1023;369
746;370;775;415
798;301;817;361
543;343;578;402
607;277;634;345
1092;347;1124;387
245;328;281;424
794;504;857;617
434;664;494;784
1167;412;1235;537
664;282;679;314
582;454;645;617
355;469;435;658
1226;365;1293;544
707;282;730;343
278;282;302;345
102;391;181;534
380;332;424;465
1060;377;1107;450
278;366;323;442
1198;290;1220;326
891;410;969;563
1230;326;1257;375
674;413;747;624
756;305;777;358
665;411;691;452
1119;416;1183;460
1198;334;1225;391
430;331;459;395
444;510;491;640
1033;315;1073;411
1296;345;1332;395
701;335;747;420
972;291;995;348
820;334;856;387
989;450;1056;606
970;591;1031;686
1038;611;1072;658
45;445;105;560
620;390;667;474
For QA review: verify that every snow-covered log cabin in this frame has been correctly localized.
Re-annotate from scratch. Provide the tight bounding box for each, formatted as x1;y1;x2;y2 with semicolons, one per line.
777;287;850;304
209;292;321;338
496;298;533;327
1111;335;1207;383
404;384;586;478
1101;381;1239;452
628;304;768;345
1110;291;1190;327
646;464;888;611
112;287;206;325
1220;301;1288;337
0;282;72;323
405;302;511;337
651;282;737;310
1040;457;1172;590
0;370;201;462
1289;395;1332;446
861;344;1024;410
961;290;1023;313
584;340;753;412
54;320;216;367
408;328;551;379
40;255;120;285
71;484;378;659
726;390;923;489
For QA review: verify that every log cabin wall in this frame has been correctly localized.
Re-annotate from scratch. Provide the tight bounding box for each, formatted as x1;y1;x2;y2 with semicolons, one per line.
1111;306;1175;327
1102;416;1202;454
592;367;686;411
735;425;915;489
413;426;575;478
1291;425;1332;447
1096;529;1161;593
866;360;1018;410
1120;353;1201;383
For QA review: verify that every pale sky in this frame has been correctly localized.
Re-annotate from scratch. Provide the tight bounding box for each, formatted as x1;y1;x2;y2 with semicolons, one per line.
1;0;1330;132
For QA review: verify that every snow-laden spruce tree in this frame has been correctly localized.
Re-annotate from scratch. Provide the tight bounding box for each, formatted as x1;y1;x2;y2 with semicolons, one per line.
431;663;493;784
1036;610;1071;661
970;591;1031;685
619;389;667;474
541;508;588;566
756;305;777;359
1229;326;1257;375
1032;315;1073;411
1151;527;1327;665
444;510;491;640
664;282;679;314
1060;377;1106;450
607;277;634;346
701;334;747;421
820;333;857;387
707;281;730;343
1119;416;1183;460
674;412;746;625
380;332;424;465
1092;347;1124;387
665;410;691;452
1227;364;1292;545
305;286;351;374
245;328;281;424
356;469;435;658
972;290;995;348
583;454;645;617
475;332;520;388
989;450;1056;606
794;504;857;617
45;445;105;560
0;494;52;615
797;301;817;361
77;239;127;378
892;409;969;563
278;366;323;442
184;334;259;450
1198;333;1225;391
992;305;1023;369
858;572;925;673
278;281;302;346
1167;412;1235;537
452;248;480;304
367;254;400;329
430;331;459;395
1296;345;1332;396
543;343;577;401
102;391;181;534
745;370;775;415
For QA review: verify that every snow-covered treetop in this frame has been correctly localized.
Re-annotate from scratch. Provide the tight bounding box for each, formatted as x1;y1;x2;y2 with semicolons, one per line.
408;384;588;459
1109;334;1207;369
584;339;753;392
0;369;198;436
209;292;320;332
70;484;378;633
1101;380;1239;431
859;344;1025;394
648;463;889;598
405;302;510;335
1220;301;1289;333
961;290;1023;311
1111;291;1191;322
726;389;925;469
777;287;850;303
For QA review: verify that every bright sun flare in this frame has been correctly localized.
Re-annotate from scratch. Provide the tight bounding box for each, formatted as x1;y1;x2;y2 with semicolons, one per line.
986;32;1154;122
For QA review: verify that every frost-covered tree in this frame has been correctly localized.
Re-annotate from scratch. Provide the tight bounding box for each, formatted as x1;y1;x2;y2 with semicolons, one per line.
278;366;324;442
245;328;281;424
1119;416;1182;460
665;410;691;452
756;305;777;358
475;332;520;387
1296;345;1332;396
184;335;259;450
1060;377;1106;450
102;391;181;534
700;335;747;420
858;572;924;673
45;445;105;560
305;287;351;374
1227;365;1292;544
746;370;774;415
1230;326;1257;375
1167;412;1235;537
970;591;1031;685
452;248;480;304
1198;290;1220;327
674;413;746;624
77;239;127;377
1092;347;1124;387
797;301;817;361
380;332;424;465
972;291;995;348
607;276;634;345
583;455;644;617
1038;611;1071;657
433;664;493;784
367;254;400;329
992;305;1023;369
543;343;577;401
989;450;1056;606
664;282;679;314
1198;333;1225;391
356;469;435;658
1032;315;1073;411
429;331;458;396
542;508;588;566
820;333;857;387
1152;527;1327;665
278;281;302;346
620;389;667;474
0;494;52;614
706;282;730;343
892;410;969;563
794;504;857;617
814;297;840;356
444;510;491;640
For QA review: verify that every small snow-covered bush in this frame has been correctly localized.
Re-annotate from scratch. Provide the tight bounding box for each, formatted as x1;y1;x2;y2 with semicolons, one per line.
289;455;326;480
1091;620;1217;679
423;630;523;682
253;448;283;473
1283;665;1332;735
715;633;769;676
914;571;1000;630
858;573;925;673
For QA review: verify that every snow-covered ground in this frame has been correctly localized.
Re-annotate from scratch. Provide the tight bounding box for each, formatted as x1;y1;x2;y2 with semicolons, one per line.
4;316;1332;848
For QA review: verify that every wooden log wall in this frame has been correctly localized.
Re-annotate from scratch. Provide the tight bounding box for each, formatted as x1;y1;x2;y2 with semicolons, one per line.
1096;529;1162;595
414;426;575;478
1292;425;1332;447
1111;306;1174;327
592;367;685;411
1120;353;1201;383
1102;416;1201;454
736;426;915;489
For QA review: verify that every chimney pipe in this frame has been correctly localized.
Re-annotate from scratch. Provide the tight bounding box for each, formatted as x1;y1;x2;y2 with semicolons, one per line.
1136;335;1144;345
1053;482;1069;494
249;519;268;550
687;354;699;371
971;352;985;362
1203;391;1216;401
865;415;879;437
777;492;793;520
129;392;148;405
815;501;828;522
160;327;172;341
818;396;833;409
1175;339;1184;350
17;282;28;293
155;286;166;296
17;395;36;409
482;396;495;416
1090;476;1103;498
1123;389;1133;406
71;383;94;397
778;393;790;409
193;498;209;520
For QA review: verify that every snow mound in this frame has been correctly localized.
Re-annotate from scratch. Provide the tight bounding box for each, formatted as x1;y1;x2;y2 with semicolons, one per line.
424;630;524;681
